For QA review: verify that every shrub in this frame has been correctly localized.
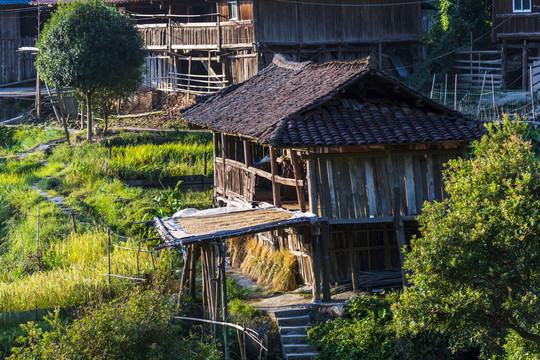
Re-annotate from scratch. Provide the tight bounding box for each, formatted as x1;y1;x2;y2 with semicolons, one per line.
9;290;220;360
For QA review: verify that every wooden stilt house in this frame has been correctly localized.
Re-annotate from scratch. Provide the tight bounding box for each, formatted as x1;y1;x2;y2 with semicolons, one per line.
177;55;485;293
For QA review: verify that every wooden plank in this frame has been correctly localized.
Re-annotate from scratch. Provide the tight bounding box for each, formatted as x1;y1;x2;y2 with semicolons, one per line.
337;157;352;219
426;153;436;202
356;159;367;218
413;155;426;212
375;157;390;216
326;161;339;218
221;134;228;200
321;222;331;301
348;236;358;291
317;157;332;218
269;147;282;207
311;226;322;302
364;159;377;218
348;158;362;218
392;188;407;286
291;150;307;212
404;155;417;216
306;156;319;216
243;140;252;167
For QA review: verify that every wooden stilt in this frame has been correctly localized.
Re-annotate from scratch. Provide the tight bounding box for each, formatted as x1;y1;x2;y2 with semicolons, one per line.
321;221;331;301
311;226;321;302
189;244;198;299
219;244;229;360
306;156;318;216
523;41;529;91
243;140;252;167
221;133;228;199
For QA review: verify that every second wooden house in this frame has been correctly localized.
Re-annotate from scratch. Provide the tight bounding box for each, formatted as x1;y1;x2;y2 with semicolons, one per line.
179;55;486;292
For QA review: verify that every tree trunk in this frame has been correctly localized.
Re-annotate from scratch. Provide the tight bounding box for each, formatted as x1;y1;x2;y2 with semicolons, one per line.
104;112;108;135
86;92;93;141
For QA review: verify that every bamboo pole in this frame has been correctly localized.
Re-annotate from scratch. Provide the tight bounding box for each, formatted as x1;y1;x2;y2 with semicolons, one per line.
430;73;436;99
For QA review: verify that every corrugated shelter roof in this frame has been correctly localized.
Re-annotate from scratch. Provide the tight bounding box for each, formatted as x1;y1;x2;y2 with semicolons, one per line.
182;55;486;147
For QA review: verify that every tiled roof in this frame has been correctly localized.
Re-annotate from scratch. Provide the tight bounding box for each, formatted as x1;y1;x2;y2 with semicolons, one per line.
182;55;485;147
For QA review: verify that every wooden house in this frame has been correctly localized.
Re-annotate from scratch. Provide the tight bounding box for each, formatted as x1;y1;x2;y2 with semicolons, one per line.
0;0;37;85
492;0;540;89
175;55;485;294
132;0;423;93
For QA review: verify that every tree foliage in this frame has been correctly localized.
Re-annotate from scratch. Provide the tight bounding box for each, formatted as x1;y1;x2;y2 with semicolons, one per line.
36;0;146;140
394;118;540;356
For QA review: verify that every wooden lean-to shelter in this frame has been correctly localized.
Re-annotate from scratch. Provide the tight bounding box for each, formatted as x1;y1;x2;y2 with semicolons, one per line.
152;55;484;324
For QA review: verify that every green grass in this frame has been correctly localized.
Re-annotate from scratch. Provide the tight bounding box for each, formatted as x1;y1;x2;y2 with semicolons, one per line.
0;125;65;156
0;128;213;314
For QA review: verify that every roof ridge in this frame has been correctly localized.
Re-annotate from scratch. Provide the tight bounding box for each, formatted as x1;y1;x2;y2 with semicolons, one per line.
272;54;311;71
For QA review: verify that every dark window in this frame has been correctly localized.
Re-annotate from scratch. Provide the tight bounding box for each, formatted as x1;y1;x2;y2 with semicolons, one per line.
228;1;238;20
514;0;531;12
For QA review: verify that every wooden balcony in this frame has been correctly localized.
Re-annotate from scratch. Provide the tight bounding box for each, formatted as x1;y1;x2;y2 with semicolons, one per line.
137;20;255;51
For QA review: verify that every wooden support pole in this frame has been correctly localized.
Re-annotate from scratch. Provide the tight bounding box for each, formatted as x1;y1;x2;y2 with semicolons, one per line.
321;221;331;301
531;65;536;121
189;244;198;299
216;2;222;55
269;146;282;207
501;41;507;88
290;150;307;212
393;187;408;286
306;155;318;216
243;140;252;167
348;235;358;291
220;244;229;360
179;246;192;303
523;41;528;91
311;226;322;303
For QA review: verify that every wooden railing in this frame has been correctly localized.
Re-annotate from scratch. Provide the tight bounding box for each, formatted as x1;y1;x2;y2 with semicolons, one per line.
137;21;255;51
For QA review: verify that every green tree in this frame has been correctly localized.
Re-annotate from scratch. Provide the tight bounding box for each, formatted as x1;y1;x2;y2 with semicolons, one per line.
394;118;540;356
36;0;146;140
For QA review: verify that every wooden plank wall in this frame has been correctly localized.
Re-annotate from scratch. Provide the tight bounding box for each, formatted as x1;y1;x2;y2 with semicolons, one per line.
253;0;421;45
315;150;460;220
493;0;540;36
218;0;254;21
214;158;256;201
0;37;36;85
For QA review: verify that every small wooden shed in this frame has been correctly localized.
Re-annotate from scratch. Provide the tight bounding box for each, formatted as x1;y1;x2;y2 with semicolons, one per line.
179;55;485;294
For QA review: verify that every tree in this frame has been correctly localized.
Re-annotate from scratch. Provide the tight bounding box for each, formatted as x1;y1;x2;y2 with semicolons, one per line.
394;118;540;356
36;0;146;140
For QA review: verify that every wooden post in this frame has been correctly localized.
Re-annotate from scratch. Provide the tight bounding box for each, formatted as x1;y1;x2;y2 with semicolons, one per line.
243;140;252;167
348;236;358;291
35;3;41;119
187;56;192;94
501;40;507;88
203;151;208;177
216;2;222;55
492;74;498;119
321;221;331;301
454;74;458;110
443;73;448;106
70;213;77;233
531;65;536;121
219;244;229;360
311;225;322;302
290;150;307;212
269;146;281;207
36;203;40;253
189;245;198;299
167;3;172;52
107;228;111;288
430;73;436;99
477;71;487;117
393;187;408;286
221;133;228;199
306;155;318;216
523;41;528;91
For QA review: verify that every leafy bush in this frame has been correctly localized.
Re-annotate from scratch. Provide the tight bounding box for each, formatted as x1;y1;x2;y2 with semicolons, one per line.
9;290;220;360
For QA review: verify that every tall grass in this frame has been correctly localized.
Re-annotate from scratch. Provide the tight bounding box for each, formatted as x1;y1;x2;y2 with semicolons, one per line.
0;231;170;313
0;126;65;156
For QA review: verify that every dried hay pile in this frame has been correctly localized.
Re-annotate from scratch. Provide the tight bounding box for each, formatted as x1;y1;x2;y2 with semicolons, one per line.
232;238;299;292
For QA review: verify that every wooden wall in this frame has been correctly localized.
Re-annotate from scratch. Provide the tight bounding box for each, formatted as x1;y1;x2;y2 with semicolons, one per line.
0;12;36;85
253;0;421;45
314;149;461;220
218;0;254;21
493;0;540;37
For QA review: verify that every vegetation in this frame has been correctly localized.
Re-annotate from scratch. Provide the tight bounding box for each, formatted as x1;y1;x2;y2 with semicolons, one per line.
394;118;540;357
36;0;146;140
9;290;220;360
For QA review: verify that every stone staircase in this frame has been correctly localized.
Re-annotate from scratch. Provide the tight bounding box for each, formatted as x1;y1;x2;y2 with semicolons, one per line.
270;307;319;360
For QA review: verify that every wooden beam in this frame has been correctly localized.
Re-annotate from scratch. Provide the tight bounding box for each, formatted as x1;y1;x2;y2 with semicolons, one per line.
524;40;529;91
216;157;305;187
291;150;307;212
269;147;282;207
306;156;319;216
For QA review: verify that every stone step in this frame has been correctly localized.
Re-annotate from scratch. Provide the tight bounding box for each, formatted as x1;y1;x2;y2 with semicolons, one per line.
285;352;320;360
280;325;309;335
283;344;317;354
281;334;308;344
272;308;309;319
277;315;310;327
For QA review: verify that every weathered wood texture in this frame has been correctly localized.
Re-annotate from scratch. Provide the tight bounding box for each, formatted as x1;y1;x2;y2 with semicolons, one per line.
218;0;254;20
315;150;460;220
253;0;421;45
138;21;255;50
493;0;540;37
0;37;36;85
215;157;257;202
